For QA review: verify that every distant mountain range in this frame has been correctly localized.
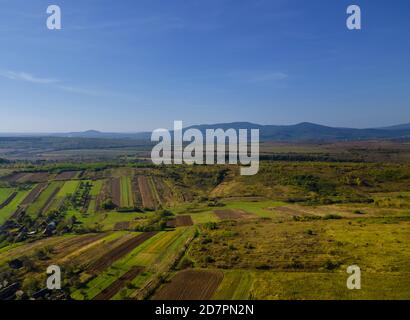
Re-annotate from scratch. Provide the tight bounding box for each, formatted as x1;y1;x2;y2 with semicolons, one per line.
2;122;410;142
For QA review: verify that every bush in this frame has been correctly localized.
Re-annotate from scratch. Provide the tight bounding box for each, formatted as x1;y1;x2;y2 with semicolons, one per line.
323;260;341;270
323;214;342;220
203;222;218;230
102;199;116;210
305;229;315;235
204;256;215;263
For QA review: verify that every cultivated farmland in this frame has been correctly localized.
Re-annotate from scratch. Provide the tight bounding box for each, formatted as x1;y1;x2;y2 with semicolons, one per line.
20;183;48;206
87;232;157;273
0;149;410;300
25;182;63;216
214;209;253;220
0;191;17;210
110;178;121;208
93;266;144;300
153;269;224;300
120;176;134;208
137;176;158;210
55;171;80;181
0;188;32;224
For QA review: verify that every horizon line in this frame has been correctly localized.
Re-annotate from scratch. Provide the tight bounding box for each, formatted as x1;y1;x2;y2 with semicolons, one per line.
0;121;410;135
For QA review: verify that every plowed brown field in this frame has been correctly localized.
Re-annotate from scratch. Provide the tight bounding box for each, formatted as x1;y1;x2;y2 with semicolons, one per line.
214;209;252;220
111;178;121;207
18;172;49;183
55;171;79;180
153;270;224;300
176;215;194;226
137;176;157;209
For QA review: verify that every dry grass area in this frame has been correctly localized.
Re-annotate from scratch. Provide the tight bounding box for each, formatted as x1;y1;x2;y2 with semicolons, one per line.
188;217;410;273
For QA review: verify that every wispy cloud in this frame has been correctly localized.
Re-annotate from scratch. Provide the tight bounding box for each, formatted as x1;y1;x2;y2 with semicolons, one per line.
1;70;139;102
0;70;59;84
248;72;288;82
56;85;140;102
70;15;185;32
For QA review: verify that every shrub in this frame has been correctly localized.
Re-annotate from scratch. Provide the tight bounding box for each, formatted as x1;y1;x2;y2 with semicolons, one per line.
203;222;218;230
323;214;342;220
204;256;215;263
323;260;341;270
354;210;365;215
305;229;315;235
102;199;116;210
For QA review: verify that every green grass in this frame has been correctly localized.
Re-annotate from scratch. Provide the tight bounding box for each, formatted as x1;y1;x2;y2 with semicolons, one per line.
0;188;32;224
120;176;134;208
213;270;254;300
191;211;219;224
57;180;80;197
0;188;14;204
90;180;103;196
86;180;104;214
87;200;97;214
72;228;194;300
114;227;195;300
26;181;63;217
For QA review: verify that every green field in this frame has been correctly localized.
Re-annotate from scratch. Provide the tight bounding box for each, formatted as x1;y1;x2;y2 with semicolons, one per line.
90;180;103;196
120;176;134;208
190;211;219;224
213;270;254;300
26;181;63;217
0;188;32;224
71;227;194;300
57;180;80;197
0;188;14;204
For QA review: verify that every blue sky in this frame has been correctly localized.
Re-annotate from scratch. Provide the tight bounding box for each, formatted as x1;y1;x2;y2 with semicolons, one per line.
0;0;409;132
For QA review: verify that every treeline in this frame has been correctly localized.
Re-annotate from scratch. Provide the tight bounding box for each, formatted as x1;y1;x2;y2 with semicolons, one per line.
259;154;362;162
